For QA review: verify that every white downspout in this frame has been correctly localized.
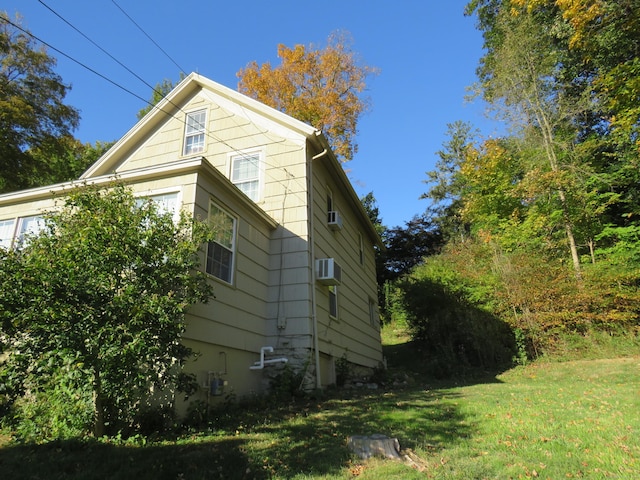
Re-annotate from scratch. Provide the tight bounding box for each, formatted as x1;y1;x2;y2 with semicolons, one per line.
309;147;327;389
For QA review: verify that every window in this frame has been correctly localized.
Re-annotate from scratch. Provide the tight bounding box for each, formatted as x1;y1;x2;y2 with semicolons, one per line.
231;152;261;201
329;285;338;318
206;202;235;283
359;233;364;265
136;192;180;222
0;219;16;249
369;298;377;327
183;109;206;155
327;190;334;216
16;215;45;247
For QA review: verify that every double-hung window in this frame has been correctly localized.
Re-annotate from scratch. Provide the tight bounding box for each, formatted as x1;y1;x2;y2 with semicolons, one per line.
0;219;16;249
329;285;338;319
369;298;377;327
183;109;207;155
136;192;180;223
231;152;261;202
16;215;45;248
206;202;235;283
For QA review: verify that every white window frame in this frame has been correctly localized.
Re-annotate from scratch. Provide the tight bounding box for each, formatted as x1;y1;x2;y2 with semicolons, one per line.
0;219;16;249
329;285;338;319
369;298;378;327
135;189;182;223
16;215;46;248
229;150;264;202
205;201;236;284
183;109;207;156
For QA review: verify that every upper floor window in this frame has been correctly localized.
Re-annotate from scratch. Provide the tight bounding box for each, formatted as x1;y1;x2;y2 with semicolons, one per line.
16;215;46;248
231;152;262;202
136;191;180;223
0;219;16;249
183;109;207;155
206;202;236;284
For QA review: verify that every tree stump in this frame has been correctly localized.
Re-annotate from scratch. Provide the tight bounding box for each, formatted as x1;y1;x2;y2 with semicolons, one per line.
347;434;402;460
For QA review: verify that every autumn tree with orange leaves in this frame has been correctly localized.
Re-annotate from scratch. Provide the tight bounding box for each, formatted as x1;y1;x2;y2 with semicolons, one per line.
237;32;378;162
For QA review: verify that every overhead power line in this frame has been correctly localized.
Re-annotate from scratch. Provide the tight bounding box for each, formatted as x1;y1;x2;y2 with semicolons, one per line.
2;13;310;205
37;0;163;99
111;0;186;74
1;15;150;106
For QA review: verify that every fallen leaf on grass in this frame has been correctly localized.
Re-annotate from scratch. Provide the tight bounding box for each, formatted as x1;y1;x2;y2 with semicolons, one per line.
349;464;366;476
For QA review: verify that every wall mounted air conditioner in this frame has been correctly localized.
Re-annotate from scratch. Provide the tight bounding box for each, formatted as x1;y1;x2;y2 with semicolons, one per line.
327;211;343;231
316;258;342;285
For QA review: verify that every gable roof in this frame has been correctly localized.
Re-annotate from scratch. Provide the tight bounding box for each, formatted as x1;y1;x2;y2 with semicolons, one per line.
81;73;318;179
79;73;382;247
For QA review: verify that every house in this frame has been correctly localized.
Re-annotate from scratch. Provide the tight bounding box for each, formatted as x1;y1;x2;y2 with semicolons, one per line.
0;73;383;406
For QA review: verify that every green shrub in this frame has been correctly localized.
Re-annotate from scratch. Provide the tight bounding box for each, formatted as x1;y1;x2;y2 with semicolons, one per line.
335;353;350;387
400;265;516;375
269;364;306;399
11;353;94;442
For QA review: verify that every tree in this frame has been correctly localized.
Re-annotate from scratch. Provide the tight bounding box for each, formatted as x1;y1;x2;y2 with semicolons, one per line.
422;121;478;241
360;191;385;238
30;137;113;184
136;75;185;120
0;184;214;437
472;9;594;279
237;31;378;162
0;12;80;193
466;0;640;232
381;215;443;283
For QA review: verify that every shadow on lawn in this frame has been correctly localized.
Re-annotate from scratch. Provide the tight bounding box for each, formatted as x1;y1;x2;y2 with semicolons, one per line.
0;389;489;480
246;387;471;478
211;339;508;478
0;436;256;480
383;338;509;388
0;342;507;479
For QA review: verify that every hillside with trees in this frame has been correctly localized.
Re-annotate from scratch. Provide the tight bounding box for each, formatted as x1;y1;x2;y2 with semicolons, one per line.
378;0;640;373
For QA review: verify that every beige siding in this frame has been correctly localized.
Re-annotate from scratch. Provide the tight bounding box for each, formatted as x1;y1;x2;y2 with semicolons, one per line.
178;338;268;415
0;196;58;223
188;172;273;351
311;159;383;375
0;74;383;400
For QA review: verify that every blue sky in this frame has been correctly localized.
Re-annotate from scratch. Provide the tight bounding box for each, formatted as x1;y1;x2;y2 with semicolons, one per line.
7;0;499;228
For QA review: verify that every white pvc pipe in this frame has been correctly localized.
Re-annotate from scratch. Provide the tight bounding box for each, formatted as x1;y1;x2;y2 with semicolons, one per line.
249;346;288;370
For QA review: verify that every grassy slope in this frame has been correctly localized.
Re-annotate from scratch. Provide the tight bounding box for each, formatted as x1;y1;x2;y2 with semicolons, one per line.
1;322;639;479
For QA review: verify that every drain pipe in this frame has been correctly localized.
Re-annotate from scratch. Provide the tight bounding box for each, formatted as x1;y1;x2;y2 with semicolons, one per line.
309;146;328;389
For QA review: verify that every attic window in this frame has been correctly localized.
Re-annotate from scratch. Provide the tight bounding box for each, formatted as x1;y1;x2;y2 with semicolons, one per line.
183;109;206;155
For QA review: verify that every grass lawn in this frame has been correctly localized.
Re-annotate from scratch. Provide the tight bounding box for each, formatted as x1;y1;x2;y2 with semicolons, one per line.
1;327;639;479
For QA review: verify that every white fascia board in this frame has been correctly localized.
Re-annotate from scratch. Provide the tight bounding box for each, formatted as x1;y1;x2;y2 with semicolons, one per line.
0;158;203;207
192;74;318;140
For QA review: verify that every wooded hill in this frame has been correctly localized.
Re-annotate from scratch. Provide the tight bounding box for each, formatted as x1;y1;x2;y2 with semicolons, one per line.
382;0;640;372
